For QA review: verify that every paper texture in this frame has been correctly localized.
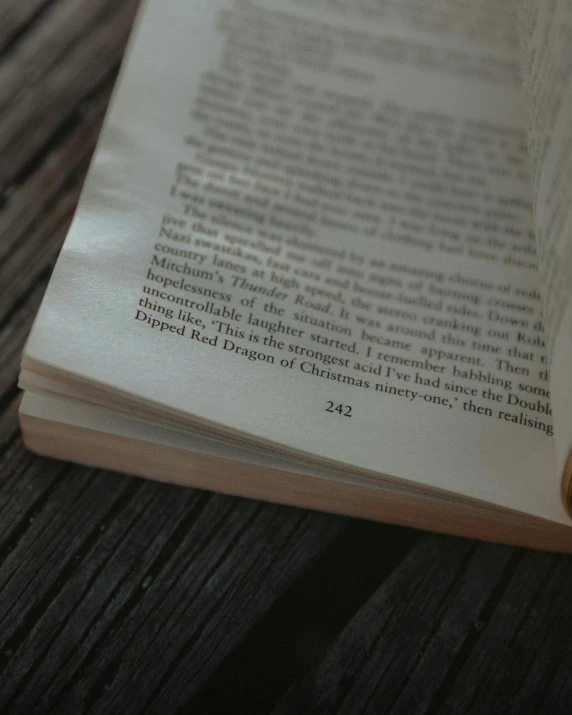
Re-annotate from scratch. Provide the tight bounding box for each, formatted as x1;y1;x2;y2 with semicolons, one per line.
23;0;569;523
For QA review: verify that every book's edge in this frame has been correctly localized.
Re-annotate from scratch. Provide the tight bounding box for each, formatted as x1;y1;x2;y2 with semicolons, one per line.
23;362;572;528
562;444;572;517
19;411;572;552
18;363;497;506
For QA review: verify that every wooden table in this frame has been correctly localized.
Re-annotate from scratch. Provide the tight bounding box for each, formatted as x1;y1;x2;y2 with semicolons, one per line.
1;2;572;712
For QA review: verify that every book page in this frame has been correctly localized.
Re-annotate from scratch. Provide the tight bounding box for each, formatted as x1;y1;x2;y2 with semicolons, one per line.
517;0;572;503
22;0;569;523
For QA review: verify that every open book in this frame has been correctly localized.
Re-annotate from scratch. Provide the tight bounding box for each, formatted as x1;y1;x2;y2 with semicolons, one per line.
18;0;572;551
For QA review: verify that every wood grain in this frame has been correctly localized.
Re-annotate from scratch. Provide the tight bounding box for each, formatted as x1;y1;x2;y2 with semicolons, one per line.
1;0;572;713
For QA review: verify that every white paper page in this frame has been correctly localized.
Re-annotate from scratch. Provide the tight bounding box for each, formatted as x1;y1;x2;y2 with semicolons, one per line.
518;0;572;484
23;0;568;523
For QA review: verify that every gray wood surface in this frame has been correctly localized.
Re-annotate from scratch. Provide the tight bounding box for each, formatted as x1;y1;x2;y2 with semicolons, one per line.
1;1;571;712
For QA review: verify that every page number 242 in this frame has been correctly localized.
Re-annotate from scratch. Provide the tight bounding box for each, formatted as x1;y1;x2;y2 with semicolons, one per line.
326;401;352;417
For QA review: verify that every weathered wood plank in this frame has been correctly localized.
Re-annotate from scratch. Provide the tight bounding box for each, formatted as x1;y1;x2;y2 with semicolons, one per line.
0;278;50;403
0;454;345;714
271;537;512;714
185;521;420;715
0;173;85;326
0;438;66;554
0;80;116;328
273;539;572;715
0;0;137;190
0;75;111;269
0;0;121;112
535;642;572;715
430;550;572;714
0;0;53;51
0;395;21;452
